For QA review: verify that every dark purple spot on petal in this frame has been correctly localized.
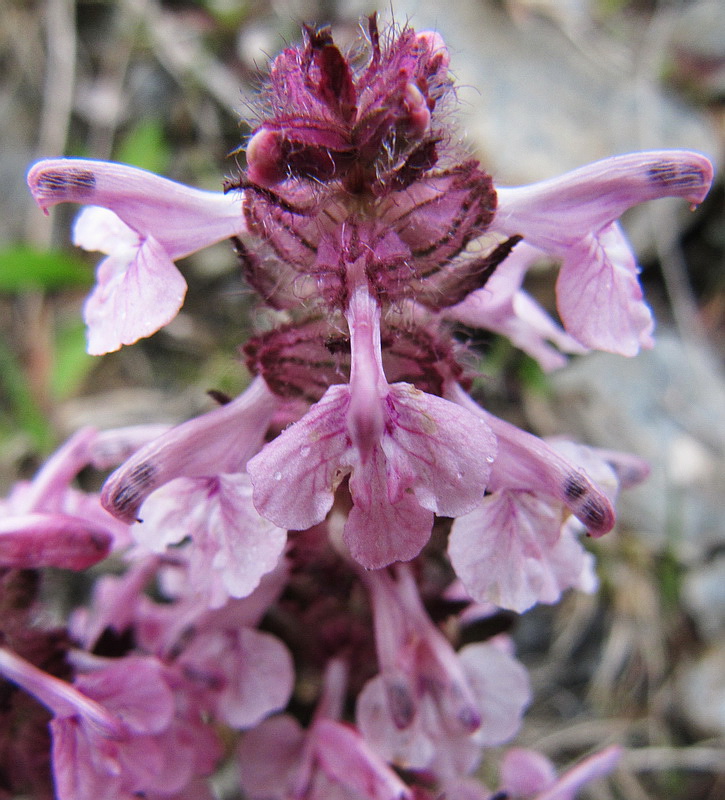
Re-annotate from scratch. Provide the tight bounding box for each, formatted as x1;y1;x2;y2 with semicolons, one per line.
37;169;96;195
387;681;415;729
563;473;588;501
109;461;156;518
580;497;607;529
647;161;705;189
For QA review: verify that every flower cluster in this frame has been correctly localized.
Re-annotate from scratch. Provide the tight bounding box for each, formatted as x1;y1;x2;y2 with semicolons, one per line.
2;13;713;800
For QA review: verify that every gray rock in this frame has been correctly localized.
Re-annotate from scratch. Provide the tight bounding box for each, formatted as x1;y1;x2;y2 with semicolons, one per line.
387;0;719;184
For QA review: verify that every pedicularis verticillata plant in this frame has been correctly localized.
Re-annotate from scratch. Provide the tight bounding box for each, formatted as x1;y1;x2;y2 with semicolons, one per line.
1;14;713;800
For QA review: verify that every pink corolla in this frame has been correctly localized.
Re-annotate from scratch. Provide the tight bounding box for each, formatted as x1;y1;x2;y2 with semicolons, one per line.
26;158;246;354
445;241;587;372
0;647;216;800
247;284;496;569
498;745;623;800
491;150;713;355
98;377;287;601
0;427;135;570
356;565;530;781
238;659;411;800
102;376;279;523
446;385;639;612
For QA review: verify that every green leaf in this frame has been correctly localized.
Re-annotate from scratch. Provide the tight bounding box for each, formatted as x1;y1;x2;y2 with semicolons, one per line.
0;245;91;292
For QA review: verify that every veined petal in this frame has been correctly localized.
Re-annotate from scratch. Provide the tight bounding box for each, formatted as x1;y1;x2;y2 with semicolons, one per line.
448;384;615;535
27;158;246;258
493;150;713;250
247;384;351;531
556;223;654;355
491;150;712;355
346;447;432;569
448;491;597;613
135;474;287;603
83;233;187;355
379;384;495;518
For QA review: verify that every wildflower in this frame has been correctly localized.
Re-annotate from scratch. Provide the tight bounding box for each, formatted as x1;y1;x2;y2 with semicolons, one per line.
27;159;246;354
0;647;210;800
490;151;713;355
356;565;530;780
238;659;411;800
18;13;716;798
247;287;497;569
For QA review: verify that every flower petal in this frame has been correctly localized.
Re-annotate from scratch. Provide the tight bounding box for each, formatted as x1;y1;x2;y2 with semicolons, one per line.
102;377;278;522
27;158;246;258
247;384;351;531
556;223;654;355
493;150;713;250
448;491;597;613
83;233;187;354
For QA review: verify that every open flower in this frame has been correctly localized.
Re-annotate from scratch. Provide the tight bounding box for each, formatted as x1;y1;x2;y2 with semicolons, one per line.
247;285;496;569
491;150;713;355
356;565;530;781
0;647;213;800
27;158;246;354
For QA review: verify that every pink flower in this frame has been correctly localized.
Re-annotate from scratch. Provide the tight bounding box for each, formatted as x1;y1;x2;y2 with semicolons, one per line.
491;150;713;355
26;158;246;354
238;660;411;800
0;647;211;800
356;566;530;780
133;474;287;605
102;376;279;523
445;241;587;372
499;745;623;799
248;286;496;569
445;385;633;612
0;427;134;569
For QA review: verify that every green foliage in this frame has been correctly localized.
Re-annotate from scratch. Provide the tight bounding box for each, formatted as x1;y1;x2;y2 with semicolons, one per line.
0;245;91;292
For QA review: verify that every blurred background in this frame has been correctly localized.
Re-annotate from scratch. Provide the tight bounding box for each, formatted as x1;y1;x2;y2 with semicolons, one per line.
1;0;723;797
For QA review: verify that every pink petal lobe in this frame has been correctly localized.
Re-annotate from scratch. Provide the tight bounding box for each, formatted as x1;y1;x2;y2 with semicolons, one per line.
247;384;351;530
346;448;432;569
75;657;174;735
237;715;304;799
556;223;654;355
500;748;557;795
449;491;597;613
382;384;496;518
135;474;287;603
458;642;531;747
83;233;187;355
0;513;112;570
51;718;120;800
